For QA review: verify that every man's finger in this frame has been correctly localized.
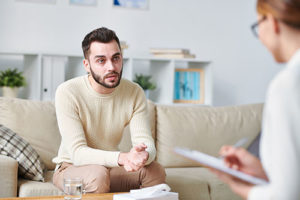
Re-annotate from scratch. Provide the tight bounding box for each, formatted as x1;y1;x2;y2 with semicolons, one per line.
131;162;140;171
132;158;142;166
134;145;147;152
124;164;133;172
132;156;147;166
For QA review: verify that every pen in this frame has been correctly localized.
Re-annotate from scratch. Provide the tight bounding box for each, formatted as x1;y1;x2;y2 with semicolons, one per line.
219;137;249;159
233;137;249;148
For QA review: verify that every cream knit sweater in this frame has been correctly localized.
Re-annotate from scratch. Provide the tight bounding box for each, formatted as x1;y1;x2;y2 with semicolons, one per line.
52;75;156;168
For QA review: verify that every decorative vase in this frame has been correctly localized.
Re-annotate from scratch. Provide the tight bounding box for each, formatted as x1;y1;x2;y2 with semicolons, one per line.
2;87;19;98
144;89;149;99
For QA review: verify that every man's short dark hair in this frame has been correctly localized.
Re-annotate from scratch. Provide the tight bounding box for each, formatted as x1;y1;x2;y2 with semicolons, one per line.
82;27;121;59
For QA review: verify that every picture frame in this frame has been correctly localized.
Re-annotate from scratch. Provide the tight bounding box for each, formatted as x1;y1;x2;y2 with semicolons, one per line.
173;68;205;104
113;0;149;9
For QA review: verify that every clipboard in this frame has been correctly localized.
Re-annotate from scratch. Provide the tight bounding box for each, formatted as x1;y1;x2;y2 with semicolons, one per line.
174;147;268;185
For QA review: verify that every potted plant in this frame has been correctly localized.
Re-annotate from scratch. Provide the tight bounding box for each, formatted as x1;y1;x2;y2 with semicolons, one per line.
133;74;156;98
0;68;26;98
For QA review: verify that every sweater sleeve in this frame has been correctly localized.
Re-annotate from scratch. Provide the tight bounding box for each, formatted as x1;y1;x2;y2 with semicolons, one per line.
55;85;120;167
129;86;156;165
248;74;300;200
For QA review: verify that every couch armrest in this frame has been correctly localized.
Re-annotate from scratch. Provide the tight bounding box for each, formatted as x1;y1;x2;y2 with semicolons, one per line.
0;155;18;197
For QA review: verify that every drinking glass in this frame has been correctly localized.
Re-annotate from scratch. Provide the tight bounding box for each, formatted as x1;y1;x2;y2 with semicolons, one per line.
63;178;83;200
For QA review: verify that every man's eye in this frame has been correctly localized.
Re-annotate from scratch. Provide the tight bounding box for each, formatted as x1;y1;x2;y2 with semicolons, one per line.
97;59;105;63
113;56;120;61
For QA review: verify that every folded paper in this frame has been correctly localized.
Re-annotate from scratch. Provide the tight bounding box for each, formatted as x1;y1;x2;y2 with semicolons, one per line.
113;184;178;200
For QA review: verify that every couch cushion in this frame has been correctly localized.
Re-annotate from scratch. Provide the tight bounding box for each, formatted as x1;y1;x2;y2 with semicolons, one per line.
165;168;210;200
166;168;242;200
0;155;18;198
0;97;61;170
0;125;45;181
156;104;263;167
118;100;156;152
18;171;62;197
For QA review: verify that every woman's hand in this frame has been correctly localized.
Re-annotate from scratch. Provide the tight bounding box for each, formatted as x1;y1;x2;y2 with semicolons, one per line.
220;146;268;180
209;167;253;199
209;146;268;199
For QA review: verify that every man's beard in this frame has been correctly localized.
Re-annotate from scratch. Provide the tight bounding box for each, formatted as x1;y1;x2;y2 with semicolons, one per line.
90;65;122;89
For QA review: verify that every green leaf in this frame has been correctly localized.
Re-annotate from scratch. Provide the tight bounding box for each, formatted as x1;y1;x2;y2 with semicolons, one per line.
133;74;156;90
0;68;26;87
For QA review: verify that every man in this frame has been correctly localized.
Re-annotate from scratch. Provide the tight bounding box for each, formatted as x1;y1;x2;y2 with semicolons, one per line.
52;27;166;193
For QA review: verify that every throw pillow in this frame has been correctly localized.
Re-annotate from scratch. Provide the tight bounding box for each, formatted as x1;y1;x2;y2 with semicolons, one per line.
0;124;46;182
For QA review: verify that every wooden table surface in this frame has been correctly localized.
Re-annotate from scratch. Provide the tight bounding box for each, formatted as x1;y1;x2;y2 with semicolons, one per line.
1;193;125;200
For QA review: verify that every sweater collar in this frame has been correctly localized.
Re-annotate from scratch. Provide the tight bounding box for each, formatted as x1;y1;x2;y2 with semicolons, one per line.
83;75;121;98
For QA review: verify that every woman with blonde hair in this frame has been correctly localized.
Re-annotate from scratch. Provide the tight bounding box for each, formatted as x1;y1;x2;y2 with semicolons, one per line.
210;0;300;199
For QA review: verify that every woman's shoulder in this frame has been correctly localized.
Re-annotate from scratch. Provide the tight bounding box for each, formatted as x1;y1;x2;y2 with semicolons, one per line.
267;62;300;104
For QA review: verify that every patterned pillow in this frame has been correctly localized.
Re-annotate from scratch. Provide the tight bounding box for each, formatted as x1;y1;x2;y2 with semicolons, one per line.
0;124;45;182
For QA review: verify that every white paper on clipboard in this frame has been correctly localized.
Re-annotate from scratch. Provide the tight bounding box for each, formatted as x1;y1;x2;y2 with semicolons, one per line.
174;147;268;185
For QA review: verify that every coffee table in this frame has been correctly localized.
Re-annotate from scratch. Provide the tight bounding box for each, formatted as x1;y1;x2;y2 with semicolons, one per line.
1;193;124;200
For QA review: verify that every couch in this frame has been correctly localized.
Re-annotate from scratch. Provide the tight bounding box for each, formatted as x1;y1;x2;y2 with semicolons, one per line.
0;97;263;200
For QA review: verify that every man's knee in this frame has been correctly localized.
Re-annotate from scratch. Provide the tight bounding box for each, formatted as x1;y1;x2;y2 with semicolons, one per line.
141;161;166;187
148;161;166;182
84;165;110;193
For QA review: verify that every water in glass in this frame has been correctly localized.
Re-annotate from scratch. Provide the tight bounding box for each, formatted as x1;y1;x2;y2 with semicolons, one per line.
64;178;82;200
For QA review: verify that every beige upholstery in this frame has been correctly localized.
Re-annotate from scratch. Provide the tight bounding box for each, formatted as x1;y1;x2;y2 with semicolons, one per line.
0;97;263;200
0;97;61;170
0;155;18;198
18;171;62;197
156;104;263;167
166;168;242;200
165;168;210;200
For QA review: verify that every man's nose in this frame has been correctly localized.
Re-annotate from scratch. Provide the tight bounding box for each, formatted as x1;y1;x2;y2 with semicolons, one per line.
106;60;116;71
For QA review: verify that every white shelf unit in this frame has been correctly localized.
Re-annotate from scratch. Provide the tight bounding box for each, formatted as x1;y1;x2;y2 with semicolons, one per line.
0;52;42;100
41;55;67;101
0;52;212;105
122;57;212;105
0;52;76;101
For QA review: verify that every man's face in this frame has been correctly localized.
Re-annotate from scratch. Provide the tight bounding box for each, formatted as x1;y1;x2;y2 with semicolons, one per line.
85;40;123;89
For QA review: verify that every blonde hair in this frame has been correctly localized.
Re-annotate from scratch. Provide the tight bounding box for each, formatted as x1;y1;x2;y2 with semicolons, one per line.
257;0;300;29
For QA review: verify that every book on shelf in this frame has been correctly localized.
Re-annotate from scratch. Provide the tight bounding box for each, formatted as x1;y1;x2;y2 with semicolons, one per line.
150;48;196;59
152;53;196;59
150;48;190;54
120;41;129;50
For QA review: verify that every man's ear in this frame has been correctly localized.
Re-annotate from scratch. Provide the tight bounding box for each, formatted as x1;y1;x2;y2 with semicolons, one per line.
269;13;280;35
83;59;90;73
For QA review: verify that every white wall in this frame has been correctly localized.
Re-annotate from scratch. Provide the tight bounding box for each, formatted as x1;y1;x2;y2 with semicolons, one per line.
0;0;283;106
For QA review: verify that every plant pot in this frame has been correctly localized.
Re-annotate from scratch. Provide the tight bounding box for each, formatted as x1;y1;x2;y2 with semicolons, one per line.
2;87;19;98
144;89;149;99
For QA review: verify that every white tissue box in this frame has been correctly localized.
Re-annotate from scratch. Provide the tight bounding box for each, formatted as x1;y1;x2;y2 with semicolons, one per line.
113;184;178;200
113;191;178;200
